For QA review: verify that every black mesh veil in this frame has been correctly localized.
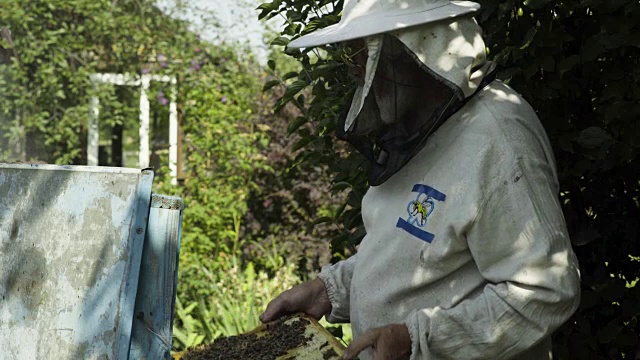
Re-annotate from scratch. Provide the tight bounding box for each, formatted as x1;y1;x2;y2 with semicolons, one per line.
337;35;496;186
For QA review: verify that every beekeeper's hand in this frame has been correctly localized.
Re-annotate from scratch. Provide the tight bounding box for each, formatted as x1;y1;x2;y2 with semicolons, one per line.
259;278;331;322
342;324;411;360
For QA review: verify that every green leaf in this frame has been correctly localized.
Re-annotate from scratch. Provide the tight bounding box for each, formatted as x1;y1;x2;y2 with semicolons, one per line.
283;47;301;56
283;79;308;100
520;27;538;49
308;216;333;229
271;36;290;46
267;59;276;70
257;9;271;20
286;10;303;22
557;55;580;74
326;325;343;339
331;181;351;191
292;137;310;152
576;127;613;149
262;79;280;91
184;301;199;314
282;71;299;81
256;2;276;10
287;116;307;134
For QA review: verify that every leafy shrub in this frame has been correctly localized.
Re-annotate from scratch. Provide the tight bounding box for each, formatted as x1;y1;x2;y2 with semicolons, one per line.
153;48;272;305
0;0;206;164
171;250;300;352
245;70;349;274
258;1;370;259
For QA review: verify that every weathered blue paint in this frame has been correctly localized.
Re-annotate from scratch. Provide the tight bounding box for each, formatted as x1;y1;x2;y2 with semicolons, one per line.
0;164;182;359
119;169;155;360
130;194;183;359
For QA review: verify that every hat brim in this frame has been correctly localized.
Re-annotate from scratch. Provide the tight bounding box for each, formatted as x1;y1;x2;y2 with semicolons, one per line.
288;1;481;48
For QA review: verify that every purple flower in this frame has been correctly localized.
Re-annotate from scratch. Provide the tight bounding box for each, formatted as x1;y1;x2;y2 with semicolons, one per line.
157;91;169;106
141;67;151;74
221;96;228;104
194;47;201;53
160;62;168;68
157;53;167;62
191;59;201;71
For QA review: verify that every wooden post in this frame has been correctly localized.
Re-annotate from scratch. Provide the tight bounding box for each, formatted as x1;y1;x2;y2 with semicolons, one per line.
176;101;186;183
169;79;178;185
88;95;99;166
139;74;151;168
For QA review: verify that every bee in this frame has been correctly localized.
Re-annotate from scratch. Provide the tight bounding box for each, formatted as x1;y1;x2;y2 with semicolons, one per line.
409;197;434;227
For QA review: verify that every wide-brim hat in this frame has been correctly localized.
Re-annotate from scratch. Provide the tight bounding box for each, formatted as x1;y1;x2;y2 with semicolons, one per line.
288;0;481;48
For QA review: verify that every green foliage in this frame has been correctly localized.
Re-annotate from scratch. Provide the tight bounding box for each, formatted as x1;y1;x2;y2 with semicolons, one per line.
151;45;271;306
0;0;206;164
243;79;348;274
163;41;352;351
171;247;301;352
259;0;640;358
257;0;369;260
173;299;206;350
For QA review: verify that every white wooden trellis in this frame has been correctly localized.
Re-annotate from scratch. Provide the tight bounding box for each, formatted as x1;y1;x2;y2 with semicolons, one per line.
88;73;178;185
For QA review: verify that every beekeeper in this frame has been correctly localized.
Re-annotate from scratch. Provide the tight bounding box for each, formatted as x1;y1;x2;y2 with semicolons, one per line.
260;0;581;359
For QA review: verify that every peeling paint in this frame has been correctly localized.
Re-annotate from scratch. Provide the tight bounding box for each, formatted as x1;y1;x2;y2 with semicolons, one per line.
130;194;183;359
0;164;154;359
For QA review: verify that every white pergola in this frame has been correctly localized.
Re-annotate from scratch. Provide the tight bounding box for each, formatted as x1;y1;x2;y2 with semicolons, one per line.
88;73;178;185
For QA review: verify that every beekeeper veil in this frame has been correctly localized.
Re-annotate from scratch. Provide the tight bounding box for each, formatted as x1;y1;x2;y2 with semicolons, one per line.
287;0;496;185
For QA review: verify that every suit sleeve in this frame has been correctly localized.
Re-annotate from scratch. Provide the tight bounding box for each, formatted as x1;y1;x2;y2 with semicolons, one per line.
404;157;581;359
317;253;359;323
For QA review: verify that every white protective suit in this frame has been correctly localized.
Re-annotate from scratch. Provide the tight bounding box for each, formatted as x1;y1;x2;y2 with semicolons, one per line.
318;17;581;360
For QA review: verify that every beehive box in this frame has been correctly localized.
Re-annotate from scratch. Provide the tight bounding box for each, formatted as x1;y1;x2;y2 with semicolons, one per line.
173;314;345;360
0;164;184;359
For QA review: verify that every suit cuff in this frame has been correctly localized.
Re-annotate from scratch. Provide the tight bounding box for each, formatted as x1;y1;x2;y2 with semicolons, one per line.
404;309;432;360
317;265;350;323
